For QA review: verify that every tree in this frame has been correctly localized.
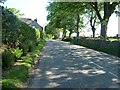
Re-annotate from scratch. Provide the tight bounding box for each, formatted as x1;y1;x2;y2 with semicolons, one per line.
89;13;97;38
90;2;120;39
85;4;100;38
58;2;86;39
66;15;76;38
8;8;24;18
46;2;77;40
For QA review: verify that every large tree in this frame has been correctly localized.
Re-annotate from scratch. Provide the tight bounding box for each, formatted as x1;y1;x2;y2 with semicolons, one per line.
46;2;77;40
90;2;120;39
59;2;86;38
8;8;24;18
85;4;100;38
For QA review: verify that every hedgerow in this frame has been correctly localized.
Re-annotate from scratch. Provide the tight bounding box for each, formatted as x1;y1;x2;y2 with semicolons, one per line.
1;6;45;88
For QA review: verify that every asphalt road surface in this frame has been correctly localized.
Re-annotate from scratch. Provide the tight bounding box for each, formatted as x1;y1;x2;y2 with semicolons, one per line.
28;40;120;88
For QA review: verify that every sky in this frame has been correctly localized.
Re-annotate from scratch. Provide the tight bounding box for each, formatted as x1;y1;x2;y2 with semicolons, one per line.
3;0;49;27
85;13;118;37
2;0;119;36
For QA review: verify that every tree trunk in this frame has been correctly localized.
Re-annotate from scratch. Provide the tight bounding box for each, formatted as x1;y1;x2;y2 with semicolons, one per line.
92;27;95;38
0;6;2;47
76;14;80;38
69;30;72;38
62;29;66;40
75;14;80;44
90;2;119;40
100;20;108;40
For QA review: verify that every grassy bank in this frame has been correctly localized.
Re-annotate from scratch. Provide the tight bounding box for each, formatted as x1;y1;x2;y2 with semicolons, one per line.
2;40;45;89
63;37;120;58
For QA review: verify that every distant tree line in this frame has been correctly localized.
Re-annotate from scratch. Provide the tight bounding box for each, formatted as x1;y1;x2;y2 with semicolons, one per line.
45;1;120;41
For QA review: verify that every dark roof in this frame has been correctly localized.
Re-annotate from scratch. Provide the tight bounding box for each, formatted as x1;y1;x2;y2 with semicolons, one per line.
20;18;43;30
20;18;33;25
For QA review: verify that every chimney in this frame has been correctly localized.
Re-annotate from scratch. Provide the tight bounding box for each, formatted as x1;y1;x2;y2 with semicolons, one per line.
34;18;37;22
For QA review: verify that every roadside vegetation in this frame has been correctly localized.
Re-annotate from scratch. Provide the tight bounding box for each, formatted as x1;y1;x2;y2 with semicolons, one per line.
1;6;45;89
64;37;120;58
1;0;120;89
45;2;120;58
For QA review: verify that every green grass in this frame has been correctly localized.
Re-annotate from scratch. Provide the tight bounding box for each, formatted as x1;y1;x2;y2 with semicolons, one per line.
2;64;29;88
107;37;120;42
2;40;45;89
83;37;120;42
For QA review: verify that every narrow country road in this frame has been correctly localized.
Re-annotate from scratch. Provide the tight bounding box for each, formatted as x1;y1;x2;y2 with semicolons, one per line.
28;40;120;88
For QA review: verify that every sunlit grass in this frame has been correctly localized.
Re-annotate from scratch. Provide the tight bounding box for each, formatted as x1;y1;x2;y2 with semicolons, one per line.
107;37;120;42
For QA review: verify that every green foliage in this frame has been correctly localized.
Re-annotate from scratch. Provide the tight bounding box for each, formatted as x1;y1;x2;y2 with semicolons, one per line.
11;47;23;59
2;49;15;69
35;28;41;44
2;79;20;89
2;40;46;88
72;38;120;58
45;34;53;39
2;6;46;89
2;7;19;47
2;64;29;89
46;2;119;39
90;2;119;39
46;2;87;39
63;37;73;43
40;30;44;39
2;6;43;70
19;41;29;55
8;8;24;18
18;21;41;52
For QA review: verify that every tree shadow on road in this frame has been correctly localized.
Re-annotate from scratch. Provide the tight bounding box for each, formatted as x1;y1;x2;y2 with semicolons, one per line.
29;40;120;88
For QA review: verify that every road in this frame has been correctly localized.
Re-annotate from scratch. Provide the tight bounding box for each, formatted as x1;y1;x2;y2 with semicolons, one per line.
28;40;120;88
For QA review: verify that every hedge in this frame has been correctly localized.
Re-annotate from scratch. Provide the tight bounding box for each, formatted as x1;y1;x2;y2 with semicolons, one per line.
73;38;120;58
2;7;44;69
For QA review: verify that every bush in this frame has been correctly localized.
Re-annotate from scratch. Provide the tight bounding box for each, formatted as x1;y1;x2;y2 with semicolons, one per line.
73;38;120;58
2;49;15;69
19;42;29;55
63;37;73;42
45;34;53;39
2;7;19;48
11;47;23;59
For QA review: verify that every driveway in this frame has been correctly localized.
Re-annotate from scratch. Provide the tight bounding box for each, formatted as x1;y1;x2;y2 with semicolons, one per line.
28;40;120;88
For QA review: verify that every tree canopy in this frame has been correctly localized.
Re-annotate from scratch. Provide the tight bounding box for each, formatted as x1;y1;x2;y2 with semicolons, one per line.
46;1;120;40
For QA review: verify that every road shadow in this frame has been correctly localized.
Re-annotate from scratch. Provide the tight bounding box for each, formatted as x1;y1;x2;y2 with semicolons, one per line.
28;40;120;88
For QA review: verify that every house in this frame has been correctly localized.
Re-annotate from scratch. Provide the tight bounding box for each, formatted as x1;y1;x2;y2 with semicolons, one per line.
20;18;43;31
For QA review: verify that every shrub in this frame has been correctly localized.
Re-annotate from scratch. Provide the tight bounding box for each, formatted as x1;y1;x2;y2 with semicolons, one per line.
2;7;19;48
2;49;15;69
11;47;23;59
74;38;120;58
35;28;41;45
45;34;53;39
63;37;73;42
19;42;29;55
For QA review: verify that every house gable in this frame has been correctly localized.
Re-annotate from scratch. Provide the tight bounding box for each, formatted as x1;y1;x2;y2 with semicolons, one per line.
20;18;43;31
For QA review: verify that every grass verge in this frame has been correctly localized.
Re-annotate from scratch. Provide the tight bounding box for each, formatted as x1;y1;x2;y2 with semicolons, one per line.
2;40;45;89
